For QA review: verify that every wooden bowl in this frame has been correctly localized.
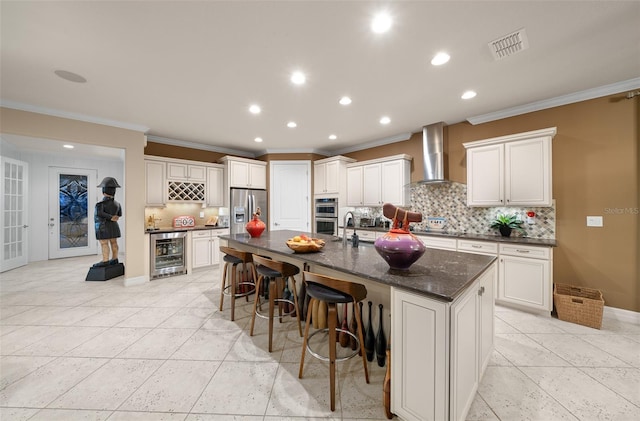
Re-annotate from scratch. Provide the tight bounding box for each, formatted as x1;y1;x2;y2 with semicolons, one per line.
286;238;325;253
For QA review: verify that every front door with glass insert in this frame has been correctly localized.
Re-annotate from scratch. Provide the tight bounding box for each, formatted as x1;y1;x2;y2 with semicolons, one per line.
48;167;97;259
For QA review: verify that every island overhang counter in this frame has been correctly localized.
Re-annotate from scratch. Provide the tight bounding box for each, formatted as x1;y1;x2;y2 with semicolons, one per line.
222;230;497;421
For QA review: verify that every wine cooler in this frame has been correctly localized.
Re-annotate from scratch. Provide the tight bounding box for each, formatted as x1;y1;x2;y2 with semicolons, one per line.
150;231;187;278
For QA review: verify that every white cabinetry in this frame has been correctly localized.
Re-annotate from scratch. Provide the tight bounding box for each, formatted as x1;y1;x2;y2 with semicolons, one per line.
346;155;411;207
498;244;552;312
191;229;229;269
346;166;363;206
392;263;496;421
464;127;555;207
145;159;166;207
206;166;224;207
314;155;355;196
145;157;223;204
421;236;457;251
167;162;206;182
220;156;267;189
457;239;498;256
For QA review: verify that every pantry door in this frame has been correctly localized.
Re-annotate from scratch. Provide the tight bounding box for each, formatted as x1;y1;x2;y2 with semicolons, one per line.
0;157;29;272
269;161;311;232
48;167;97;259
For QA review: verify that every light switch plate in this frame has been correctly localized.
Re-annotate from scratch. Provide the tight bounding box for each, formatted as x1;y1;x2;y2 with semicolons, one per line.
586;216;603;227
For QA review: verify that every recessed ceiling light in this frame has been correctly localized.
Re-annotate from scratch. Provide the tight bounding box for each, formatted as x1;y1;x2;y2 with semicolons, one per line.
431;52;450;66
461;91;477;100
287;121;297;128
54;70;87;83
329;134;337;140
291;71;306;85
379;116;391;125
63;144;74;149
249;104;261;114
371;12;392;33
339;96;352;105
254;137;263;143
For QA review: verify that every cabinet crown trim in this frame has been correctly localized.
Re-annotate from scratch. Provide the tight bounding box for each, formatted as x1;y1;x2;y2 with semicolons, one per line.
314;155;357;164
463;127;557;149
346;153;412;167
144;155;223;168
218;155;267;166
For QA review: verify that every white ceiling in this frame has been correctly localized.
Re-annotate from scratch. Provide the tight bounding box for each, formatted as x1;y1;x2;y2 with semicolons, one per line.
1;1;639;157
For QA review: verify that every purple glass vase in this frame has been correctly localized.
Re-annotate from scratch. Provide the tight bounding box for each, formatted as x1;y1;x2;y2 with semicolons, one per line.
374;229;426;270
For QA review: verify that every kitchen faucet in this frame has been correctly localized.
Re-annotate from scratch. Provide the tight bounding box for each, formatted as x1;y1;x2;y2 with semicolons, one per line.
343;211;355;247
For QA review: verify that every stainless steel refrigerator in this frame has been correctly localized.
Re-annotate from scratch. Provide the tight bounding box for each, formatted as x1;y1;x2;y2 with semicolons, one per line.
230;188;268;236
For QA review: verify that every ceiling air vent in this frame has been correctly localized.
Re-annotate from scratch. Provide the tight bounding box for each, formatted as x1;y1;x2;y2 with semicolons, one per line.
489;28;529;60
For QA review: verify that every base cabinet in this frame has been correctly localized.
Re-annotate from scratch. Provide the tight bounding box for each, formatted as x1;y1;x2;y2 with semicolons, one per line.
392;262;496;421
191;229;229;269
498;244;552;312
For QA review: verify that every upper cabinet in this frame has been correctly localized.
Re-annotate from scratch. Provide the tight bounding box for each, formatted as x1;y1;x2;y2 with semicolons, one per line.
166;162;206;182
145;158;166;207
346;155;411;207
314;155;355;196
464;127;556;207
144;156;223;205
219;156;267;189
206;166;224;207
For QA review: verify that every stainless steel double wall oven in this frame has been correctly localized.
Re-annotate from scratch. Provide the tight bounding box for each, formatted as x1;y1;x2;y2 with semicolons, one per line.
314;197;338;236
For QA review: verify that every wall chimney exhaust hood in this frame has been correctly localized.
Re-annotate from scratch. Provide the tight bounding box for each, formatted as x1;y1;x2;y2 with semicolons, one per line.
418;122;449;184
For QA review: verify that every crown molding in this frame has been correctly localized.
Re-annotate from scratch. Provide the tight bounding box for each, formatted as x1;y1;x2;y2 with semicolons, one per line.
256;147;332;156
330;132;412;155
0;100;150;133
467;77;640;125
146;134;255;158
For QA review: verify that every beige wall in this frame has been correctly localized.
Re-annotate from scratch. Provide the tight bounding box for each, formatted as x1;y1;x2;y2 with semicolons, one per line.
451;95;638;312
1;107;148;283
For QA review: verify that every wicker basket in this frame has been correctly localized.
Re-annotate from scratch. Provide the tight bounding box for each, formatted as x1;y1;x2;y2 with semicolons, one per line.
554;283;604;329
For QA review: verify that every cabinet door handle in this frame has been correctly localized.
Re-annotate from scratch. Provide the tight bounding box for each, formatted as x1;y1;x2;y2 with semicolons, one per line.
471;245;481;248
478;286;485;296
516;249;530;253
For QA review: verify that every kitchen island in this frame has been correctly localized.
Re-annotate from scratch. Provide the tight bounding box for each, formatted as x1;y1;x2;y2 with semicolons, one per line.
223;230;497;421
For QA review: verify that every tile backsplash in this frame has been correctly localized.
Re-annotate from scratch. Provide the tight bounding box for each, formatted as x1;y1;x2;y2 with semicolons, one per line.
353;182;556;239
145;204;228;229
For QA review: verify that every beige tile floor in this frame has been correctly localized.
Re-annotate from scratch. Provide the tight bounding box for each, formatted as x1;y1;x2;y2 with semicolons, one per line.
1;255;639;421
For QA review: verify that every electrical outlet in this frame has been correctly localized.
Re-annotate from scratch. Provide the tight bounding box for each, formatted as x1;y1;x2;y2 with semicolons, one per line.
199;211;205;218
586;216;603;227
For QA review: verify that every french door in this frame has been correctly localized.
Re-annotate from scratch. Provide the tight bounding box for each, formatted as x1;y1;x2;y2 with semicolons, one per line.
1;157;29;272
48;167;97;259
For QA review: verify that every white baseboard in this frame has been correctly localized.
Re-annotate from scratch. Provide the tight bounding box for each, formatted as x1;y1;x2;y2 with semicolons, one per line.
603;306;640;325
124;275;147;287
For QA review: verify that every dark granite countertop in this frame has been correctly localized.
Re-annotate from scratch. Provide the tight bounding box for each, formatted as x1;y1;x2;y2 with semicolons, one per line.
344;226;557;247
145;225;230;234
223;230;496;303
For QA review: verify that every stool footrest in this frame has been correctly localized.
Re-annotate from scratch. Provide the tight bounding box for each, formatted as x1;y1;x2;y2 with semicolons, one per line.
223;282;256;298
255;298;296;320
306;328;360;362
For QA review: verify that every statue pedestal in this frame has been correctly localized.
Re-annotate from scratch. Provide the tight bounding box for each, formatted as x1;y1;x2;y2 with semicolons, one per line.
86;263;125;281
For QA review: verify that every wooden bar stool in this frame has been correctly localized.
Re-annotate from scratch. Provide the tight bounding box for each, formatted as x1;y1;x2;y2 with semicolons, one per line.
298;271;370;412
219;246;257;321
250;254;303;352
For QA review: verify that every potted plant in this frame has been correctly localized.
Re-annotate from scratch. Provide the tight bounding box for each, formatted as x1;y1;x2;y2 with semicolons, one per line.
490;213;525;237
